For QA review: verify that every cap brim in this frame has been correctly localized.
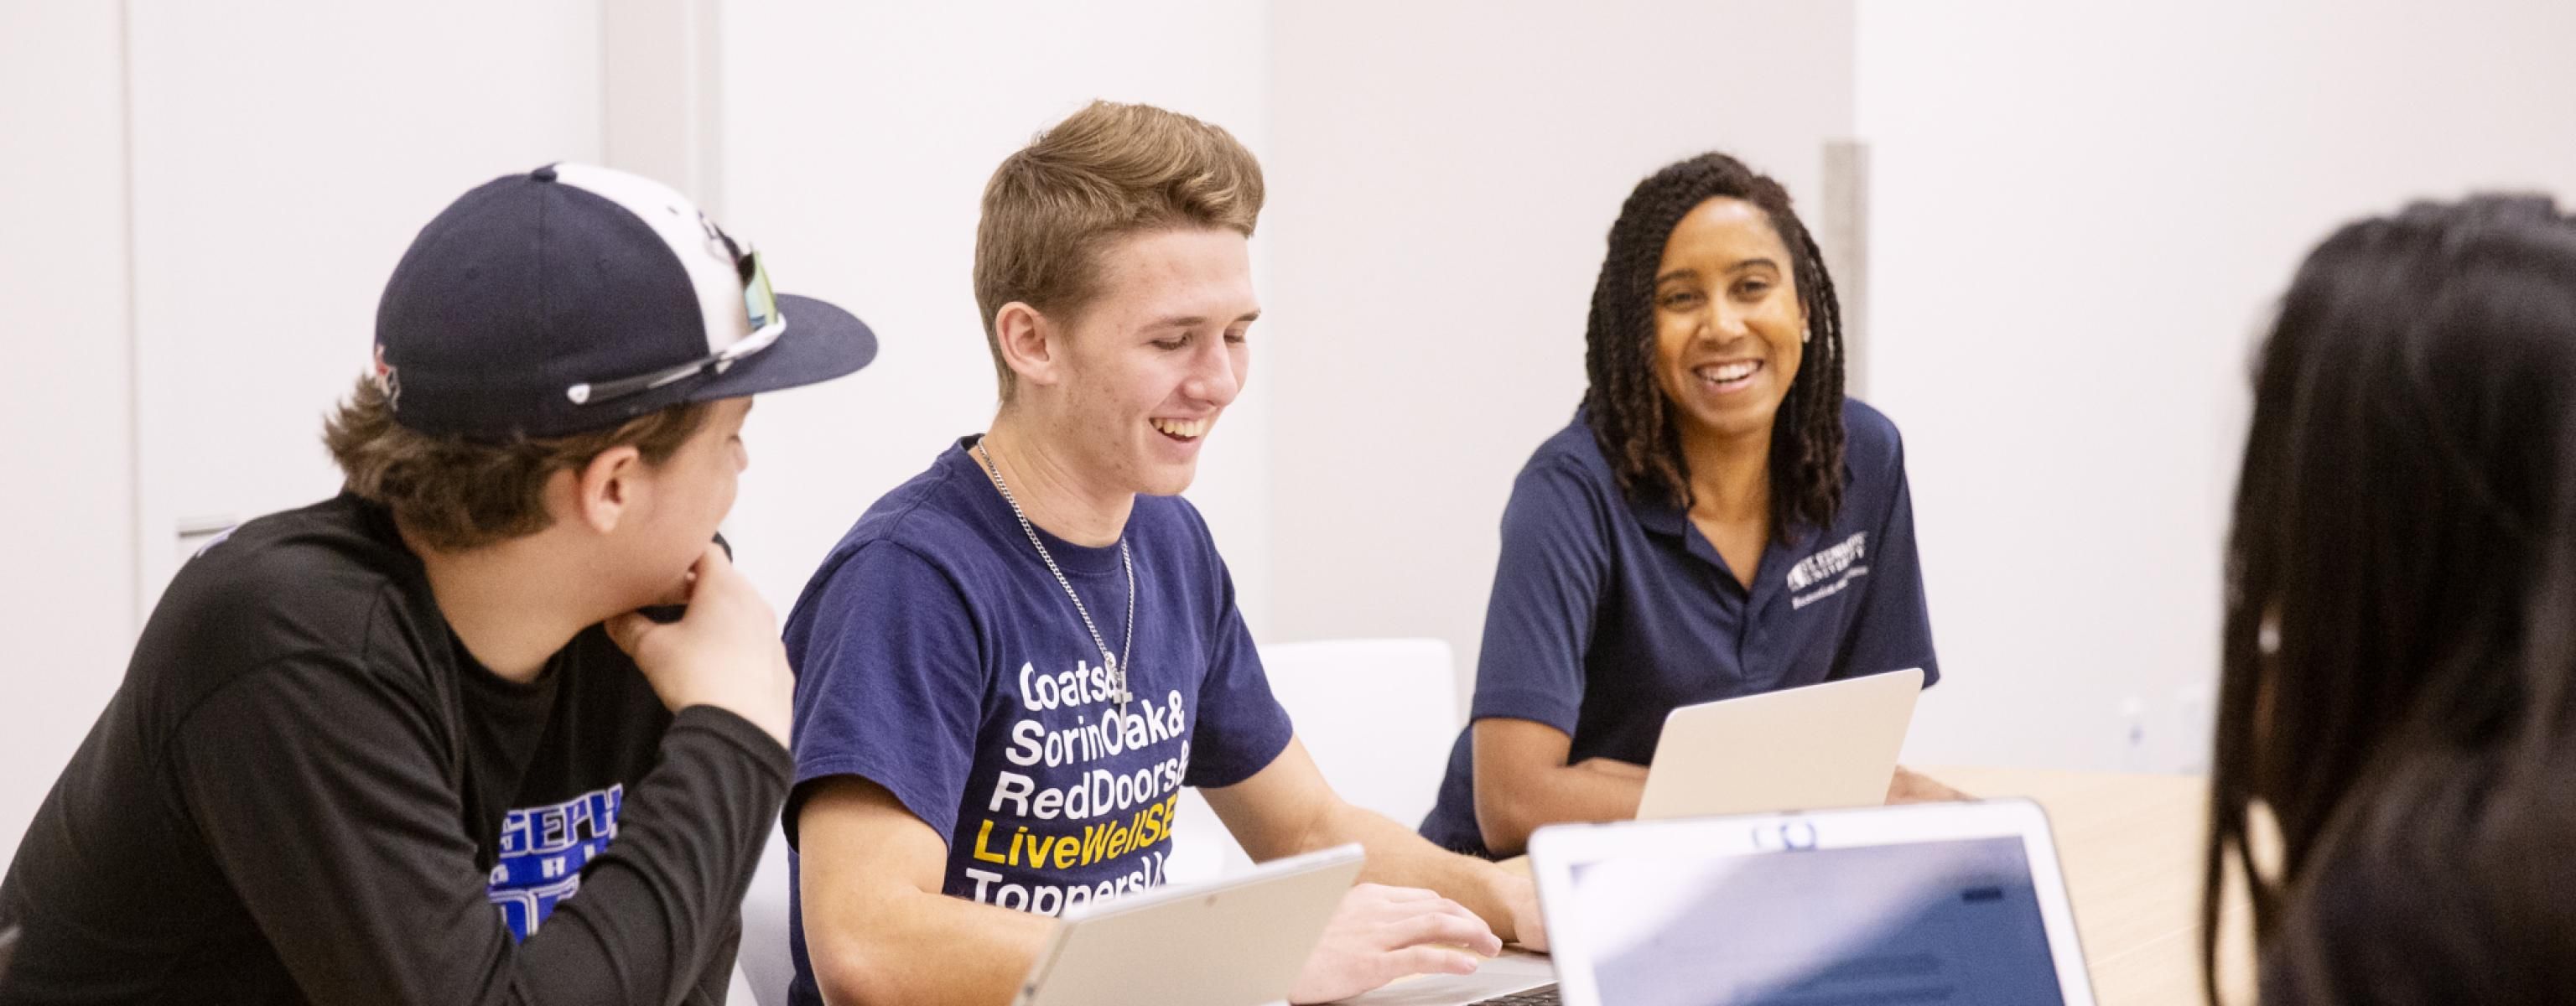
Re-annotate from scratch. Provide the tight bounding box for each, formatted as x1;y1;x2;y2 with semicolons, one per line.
688;293;878;402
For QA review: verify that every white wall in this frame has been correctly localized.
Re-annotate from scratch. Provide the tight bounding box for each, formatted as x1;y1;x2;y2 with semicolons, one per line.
0;1;606;861
603;0;727;211
0;0;1280;863
127;2;605;613
1860;0;2576;772
1262;1;1858;698
12;2;2576;860
711;1;1279;631
0;1;138;859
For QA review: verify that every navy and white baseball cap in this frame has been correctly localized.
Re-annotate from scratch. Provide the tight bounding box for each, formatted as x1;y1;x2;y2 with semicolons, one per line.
374;163;875;439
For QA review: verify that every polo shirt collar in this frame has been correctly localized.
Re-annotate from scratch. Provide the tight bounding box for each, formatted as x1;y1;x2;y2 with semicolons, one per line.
1624;481;1831;550
1631;490;1824;544
1631;492;1690;538
1626;486;1829;605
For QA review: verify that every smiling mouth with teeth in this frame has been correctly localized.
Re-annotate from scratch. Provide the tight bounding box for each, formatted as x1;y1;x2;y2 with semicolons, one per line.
1150;417;1211;441
1693;360;1764;387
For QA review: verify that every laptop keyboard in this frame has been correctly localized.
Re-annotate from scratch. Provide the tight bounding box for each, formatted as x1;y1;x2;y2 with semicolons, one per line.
1470;987;1560;1005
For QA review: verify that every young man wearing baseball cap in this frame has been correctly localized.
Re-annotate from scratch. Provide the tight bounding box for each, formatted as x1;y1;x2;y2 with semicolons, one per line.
784;101;1546;1006
0;163;874;1003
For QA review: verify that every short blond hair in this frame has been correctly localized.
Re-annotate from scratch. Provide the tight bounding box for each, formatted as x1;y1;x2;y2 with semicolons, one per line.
973;100;1265;397
321;376;711;551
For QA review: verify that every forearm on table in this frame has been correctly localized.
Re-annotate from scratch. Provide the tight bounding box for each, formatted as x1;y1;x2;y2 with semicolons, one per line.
804;887;1054;1006
1473;762;1644;857
796;775;1057;1006
1310;801;1527;943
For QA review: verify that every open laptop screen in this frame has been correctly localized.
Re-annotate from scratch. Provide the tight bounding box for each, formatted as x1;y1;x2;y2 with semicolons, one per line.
1562;834;2065;1006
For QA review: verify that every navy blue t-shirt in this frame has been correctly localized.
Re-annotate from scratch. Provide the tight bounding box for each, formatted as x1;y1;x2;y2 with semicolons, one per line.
1419;399;1938;857
781;437;1296;1004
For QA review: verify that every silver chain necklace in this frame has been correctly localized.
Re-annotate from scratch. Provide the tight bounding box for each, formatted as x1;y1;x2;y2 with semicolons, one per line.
975;441;1135;705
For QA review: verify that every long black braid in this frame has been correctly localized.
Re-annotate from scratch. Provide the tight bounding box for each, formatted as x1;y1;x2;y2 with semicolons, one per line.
1581;152;1846;538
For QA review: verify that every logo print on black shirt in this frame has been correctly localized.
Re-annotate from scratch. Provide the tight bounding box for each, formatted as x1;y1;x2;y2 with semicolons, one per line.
487;785;623;940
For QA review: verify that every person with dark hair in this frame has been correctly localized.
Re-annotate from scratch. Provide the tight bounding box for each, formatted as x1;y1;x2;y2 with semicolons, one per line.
0;163;875;1003
2204;194;2576;1004
785;101;1545;1006
1419;152;1955;859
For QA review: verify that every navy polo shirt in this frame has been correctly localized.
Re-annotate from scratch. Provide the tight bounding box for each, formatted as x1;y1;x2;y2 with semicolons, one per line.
1418;399;1938;857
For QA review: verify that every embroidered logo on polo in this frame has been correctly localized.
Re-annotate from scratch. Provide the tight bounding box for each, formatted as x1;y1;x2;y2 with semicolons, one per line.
486;785;623;940
1788;532;1871;609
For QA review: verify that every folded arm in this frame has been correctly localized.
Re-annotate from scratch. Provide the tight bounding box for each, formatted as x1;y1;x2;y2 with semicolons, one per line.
1467;717;1644;858
177;658;782;1005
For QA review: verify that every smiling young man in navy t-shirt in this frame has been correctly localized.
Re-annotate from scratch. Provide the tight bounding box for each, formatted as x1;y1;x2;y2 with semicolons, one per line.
781;101;1546;1006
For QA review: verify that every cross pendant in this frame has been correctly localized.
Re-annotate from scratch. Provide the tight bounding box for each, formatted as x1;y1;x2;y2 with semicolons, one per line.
1104;653;1130;705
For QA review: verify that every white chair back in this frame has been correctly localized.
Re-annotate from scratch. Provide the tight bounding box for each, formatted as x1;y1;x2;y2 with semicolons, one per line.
735;822;796;1006
1166;638;1462;884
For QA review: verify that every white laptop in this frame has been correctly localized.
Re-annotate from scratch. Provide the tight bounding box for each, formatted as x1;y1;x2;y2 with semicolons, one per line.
1012;843;1364;1006
1327;949;1556;1005
1331;668;1932;1006
1636;667;1924;820
1525;799;2097;1006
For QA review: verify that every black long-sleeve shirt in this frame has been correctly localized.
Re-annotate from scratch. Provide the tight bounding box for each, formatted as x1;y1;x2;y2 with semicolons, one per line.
0;493;787;1004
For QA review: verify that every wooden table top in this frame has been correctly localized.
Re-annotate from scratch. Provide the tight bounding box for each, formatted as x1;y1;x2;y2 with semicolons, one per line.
1924;765;2250;1006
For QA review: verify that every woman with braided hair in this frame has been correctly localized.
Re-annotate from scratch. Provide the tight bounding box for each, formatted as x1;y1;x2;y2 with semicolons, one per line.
1418;152;1956;858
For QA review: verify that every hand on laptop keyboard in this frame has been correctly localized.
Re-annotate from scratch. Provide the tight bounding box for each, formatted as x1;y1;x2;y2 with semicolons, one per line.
1291;884;1503;1003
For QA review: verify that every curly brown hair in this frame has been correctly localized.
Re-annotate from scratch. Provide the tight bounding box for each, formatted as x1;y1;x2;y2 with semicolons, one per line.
322;376;711;551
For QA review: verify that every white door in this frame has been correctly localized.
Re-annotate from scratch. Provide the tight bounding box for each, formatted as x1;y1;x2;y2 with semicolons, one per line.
127;1;605;610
